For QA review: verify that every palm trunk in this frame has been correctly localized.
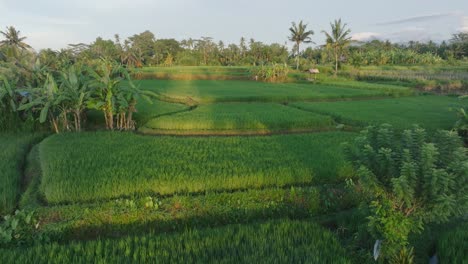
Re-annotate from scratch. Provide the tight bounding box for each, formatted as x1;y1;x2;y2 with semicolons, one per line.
296;42;300;70
49;112;59;134
335;47;338;77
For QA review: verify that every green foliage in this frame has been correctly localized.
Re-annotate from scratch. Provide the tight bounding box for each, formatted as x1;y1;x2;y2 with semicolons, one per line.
250;63;290;82
437;222;468;263
345;124;468;260
0;134;44;215
142;103;334;134
39;132;354;203
455;95;468;144
0;210;40;246
0;220;350;263
292;95;466;130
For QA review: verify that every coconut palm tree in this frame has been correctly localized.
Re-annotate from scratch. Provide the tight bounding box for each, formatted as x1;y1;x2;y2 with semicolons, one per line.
322;19;352;76
0;26;31;58
289;21;314;70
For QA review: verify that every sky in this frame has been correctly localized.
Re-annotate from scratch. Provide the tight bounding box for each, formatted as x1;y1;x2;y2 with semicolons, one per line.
1;0;468;51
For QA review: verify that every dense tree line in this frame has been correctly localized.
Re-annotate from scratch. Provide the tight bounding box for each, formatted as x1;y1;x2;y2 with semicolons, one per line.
2;26;467;77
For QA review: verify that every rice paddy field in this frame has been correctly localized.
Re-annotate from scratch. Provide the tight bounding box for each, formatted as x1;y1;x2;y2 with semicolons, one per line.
141;103;335;134
0;134;44;214
0;220;350;264
291;95;466;130
137;79;411;104
1;66;466;263
39;132;354;203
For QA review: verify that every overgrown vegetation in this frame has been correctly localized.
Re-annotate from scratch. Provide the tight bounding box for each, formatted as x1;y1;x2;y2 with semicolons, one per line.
345;124;468;261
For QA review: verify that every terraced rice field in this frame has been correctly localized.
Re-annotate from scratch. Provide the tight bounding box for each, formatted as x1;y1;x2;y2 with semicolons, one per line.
141;103;335;134
0;134;44;214
137;79;410;104
39;132;355;203
291;95;466;130
0;220;350;264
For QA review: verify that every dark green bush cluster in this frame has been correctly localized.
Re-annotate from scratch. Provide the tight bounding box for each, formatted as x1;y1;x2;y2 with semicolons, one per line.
345;124;468;260
0;210;42;246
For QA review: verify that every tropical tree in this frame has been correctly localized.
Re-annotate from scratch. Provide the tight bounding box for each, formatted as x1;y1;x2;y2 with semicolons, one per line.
18;74;66;133
87;60;154;130
0;26;31;58
58;66;90;131
289;21;314;70
322;19;352;75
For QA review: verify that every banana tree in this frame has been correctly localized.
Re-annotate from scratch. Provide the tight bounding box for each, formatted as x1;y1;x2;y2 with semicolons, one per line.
18;74;68;133
0;76;18;112
87;60;127;130
59;65;90;131
117;76;158;130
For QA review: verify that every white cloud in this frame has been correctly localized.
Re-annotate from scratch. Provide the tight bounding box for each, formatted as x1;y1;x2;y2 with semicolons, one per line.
26;30;82;50
460;16;468;32
351;32;380;41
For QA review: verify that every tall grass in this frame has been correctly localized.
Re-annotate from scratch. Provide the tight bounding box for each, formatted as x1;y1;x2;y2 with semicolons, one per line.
141;103;334;134
291;95;466;130
437;222;468;263
0;220;351;263
39;132;356;203
0;134;44;215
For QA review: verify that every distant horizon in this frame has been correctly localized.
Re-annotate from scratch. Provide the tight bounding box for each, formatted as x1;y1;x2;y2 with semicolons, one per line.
1;0;467;51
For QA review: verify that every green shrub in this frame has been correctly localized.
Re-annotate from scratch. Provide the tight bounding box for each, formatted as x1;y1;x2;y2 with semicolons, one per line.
345;124;468;261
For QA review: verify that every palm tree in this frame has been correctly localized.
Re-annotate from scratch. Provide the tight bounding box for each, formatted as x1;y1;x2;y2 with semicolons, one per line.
322;19;352;76
0;26;31;58
289;21;314;70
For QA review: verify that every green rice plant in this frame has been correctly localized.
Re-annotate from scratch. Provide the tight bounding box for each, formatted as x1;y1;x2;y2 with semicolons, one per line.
0;134;44;215
291;95;467;130
0;220;351;263
135;79;399;104
141;103;335;134
437;222;468;263
39;132;356;203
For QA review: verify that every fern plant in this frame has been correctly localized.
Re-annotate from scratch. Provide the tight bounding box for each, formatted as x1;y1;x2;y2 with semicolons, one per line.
345;124;468;261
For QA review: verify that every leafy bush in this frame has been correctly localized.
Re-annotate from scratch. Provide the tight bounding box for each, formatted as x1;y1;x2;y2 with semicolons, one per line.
0;210;40;246
250;64;290;82
345;124;468;260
